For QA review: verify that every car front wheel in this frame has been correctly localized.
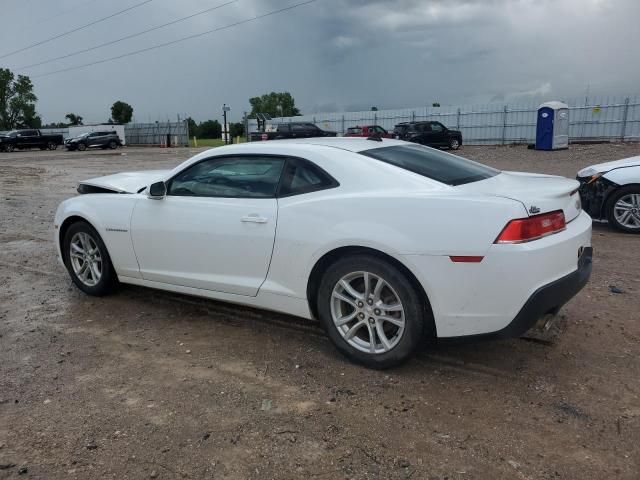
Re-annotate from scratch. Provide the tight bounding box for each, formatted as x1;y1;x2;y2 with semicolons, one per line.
607;186;640;233
3;144;14;152
62;222;117;295
449;138;460;150
77;143;87;151
317;254;431;369
108;140;118;149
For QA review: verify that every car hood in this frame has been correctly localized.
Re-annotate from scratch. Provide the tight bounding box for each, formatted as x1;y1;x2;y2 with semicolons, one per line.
456;171;581;221
577;155;640;177
79;170;170;193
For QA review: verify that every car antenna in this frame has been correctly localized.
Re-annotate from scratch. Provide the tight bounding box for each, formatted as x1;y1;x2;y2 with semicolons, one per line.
367;132;383;142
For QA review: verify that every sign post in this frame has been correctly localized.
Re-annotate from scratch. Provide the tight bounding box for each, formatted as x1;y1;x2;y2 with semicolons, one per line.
222;104;231;145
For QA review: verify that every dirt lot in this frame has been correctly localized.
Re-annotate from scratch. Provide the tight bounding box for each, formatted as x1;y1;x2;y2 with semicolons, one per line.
1;143;639;480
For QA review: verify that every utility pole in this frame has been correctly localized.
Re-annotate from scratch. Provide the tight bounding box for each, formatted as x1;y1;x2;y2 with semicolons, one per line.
223;104;230;145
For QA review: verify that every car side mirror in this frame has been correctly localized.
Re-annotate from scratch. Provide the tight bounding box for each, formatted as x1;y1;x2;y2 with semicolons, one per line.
148;181;166;199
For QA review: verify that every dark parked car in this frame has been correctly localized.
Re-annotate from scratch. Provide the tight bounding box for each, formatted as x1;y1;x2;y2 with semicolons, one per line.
65;131;122;151
393;121;462;150
0;129;64;152
344;125;392;138
250;122;337;141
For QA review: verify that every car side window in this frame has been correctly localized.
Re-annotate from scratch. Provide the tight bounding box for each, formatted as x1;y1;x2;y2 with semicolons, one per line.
430;122;443;132
167;156;285;198
291;124;307;132
278;158;338;197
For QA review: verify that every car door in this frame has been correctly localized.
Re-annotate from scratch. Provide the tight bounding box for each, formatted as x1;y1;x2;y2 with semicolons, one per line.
429;122;447;146
130;154;285;296
18;130;36;148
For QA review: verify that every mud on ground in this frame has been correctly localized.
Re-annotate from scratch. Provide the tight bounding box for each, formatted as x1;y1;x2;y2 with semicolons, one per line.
1;144;639;479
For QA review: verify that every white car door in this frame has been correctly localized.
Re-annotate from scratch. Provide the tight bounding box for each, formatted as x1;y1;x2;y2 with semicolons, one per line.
130;154;285;296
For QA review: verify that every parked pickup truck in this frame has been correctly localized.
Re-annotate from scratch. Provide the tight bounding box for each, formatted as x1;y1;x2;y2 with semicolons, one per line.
0;129;64;152
250;122;337;141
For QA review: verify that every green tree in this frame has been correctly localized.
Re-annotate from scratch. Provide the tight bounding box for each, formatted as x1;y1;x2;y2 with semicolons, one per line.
110;101;133;124
198;120;221;139
0;68;39;130
249;92;300;118
186;117;198;138
65;113;83;125
229;122;244;138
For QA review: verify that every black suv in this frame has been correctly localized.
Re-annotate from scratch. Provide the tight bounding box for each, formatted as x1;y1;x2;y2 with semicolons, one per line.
393;121;462;150
65;131;122;151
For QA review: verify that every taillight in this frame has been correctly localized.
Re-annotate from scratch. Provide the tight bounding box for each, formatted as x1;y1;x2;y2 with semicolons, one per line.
495;210;566;244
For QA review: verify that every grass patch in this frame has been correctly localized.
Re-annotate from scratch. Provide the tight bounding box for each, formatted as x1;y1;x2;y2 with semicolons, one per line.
189;137;246;148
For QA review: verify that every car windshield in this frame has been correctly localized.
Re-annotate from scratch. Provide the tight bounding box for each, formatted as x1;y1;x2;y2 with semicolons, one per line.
7;131;19;137
361;144;499;186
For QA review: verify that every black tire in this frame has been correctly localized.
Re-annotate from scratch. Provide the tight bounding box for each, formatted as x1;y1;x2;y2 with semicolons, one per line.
317;254;431;369
77;143;87;151
108;140;118;150
47;141;58;150
62;221;118;296
449;137;461;150
3;144;14;152
606;186;640;234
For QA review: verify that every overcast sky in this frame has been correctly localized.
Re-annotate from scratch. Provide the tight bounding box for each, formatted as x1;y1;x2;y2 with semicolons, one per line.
1;0;638;124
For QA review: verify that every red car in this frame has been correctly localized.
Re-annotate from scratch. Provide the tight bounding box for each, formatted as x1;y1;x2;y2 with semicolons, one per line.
344;125;392;138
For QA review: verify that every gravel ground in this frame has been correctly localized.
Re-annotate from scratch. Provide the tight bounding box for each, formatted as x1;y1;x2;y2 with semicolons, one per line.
0;143;639;480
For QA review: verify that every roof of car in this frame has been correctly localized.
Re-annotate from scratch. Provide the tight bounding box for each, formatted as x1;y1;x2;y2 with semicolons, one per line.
236;137;407;153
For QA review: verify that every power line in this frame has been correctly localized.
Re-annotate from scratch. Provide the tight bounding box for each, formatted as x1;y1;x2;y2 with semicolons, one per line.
31;0;319;79
17;0;239;71
0;0;155;60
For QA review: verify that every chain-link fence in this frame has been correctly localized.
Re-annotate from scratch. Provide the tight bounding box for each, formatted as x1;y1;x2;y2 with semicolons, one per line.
248;95;640;145
37;121;190;147
124;121;189;147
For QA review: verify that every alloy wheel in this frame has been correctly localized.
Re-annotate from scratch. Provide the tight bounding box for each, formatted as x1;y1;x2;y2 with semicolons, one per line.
330;271;405;354
614;194;640;230
69;232;103;287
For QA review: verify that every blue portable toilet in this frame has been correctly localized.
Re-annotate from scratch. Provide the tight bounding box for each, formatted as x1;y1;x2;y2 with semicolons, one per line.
535;101;569;150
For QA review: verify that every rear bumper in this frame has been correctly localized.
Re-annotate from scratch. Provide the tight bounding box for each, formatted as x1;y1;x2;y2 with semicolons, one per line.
475;246;592;340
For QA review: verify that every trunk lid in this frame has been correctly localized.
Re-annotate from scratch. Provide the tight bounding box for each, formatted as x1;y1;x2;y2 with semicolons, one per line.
457;171;582;221
79;170;170;194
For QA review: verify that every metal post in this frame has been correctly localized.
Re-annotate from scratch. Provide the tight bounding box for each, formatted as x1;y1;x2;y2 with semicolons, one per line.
456;108;461;130
341;115;345;136
502;105;508;145
620;97;630;142
223;104;228;145
411;111;416;122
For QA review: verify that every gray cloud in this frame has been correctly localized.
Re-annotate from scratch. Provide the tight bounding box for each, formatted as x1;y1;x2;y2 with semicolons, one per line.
1;0;637;123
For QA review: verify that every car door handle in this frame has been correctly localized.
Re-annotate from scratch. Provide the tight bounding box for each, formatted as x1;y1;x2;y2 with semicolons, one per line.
241;214;268;224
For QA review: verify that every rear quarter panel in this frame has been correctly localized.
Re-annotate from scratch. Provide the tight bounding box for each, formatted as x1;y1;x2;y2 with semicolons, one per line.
263;190;527;301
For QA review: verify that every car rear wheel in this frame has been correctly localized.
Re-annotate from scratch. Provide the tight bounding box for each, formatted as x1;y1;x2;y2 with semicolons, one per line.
108;140;118;149
449;138;460;150
47;141;58;150
3;144;14;152
607;186;640;233
77;143;87;151
317;254;430;369
62;222;117;296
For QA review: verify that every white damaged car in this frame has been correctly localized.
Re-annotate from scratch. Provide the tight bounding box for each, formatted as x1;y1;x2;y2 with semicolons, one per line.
54;138;592;368
577;155;640;233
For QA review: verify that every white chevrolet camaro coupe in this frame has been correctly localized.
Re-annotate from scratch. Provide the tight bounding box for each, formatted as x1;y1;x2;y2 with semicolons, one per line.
54;138;593;368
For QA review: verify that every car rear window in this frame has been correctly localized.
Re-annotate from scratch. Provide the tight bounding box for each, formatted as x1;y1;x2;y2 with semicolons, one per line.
361;144;499;186
347;127;362;135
